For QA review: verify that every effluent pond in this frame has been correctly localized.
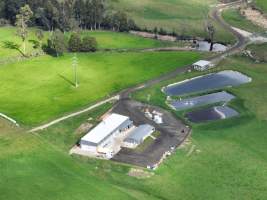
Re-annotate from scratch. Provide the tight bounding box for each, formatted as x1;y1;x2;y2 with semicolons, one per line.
185;106;239;123
163;70;251;96
196;41;227;52
169;91;235;111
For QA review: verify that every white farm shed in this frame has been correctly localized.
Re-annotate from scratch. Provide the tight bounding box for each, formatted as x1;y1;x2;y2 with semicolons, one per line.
192;60;213;71
80;113;133;153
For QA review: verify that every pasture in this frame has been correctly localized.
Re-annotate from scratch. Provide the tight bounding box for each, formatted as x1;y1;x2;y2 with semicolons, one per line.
132;55;267;199
109;0;235;43
245;42;267;62
0;27;178;61
0;27;47;59
0;51;202;125
0;1;266;198
222;8;265;33
255;0;267;13
80;31;179;49
1;55;266;200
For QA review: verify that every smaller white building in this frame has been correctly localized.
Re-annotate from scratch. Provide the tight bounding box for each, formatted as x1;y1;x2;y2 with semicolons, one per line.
192;60;213;71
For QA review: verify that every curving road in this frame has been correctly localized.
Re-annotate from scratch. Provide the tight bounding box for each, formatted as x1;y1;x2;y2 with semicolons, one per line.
209;1;247;62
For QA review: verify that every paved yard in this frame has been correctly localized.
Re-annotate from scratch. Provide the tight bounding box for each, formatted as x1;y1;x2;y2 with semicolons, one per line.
112;99;190;167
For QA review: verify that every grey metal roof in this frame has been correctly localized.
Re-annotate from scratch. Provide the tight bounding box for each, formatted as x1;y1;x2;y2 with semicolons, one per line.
124;124;155;144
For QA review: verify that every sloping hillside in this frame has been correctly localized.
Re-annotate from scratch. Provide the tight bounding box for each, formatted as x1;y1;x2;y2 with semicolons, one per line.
109;0;235;43
255;0;267;13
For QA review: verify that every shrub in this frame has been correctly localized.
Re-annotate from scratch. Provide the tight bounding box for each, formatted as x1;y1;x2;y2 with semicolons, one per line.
0;18;9;26
82;36;97;52
44;29;66;57
68;33;82;52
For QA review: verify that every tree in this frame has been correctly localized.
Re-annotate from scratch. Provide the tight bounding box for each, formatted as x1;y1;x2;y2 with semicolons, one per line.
2;40;25;56
91;0;105;29
153;27;158;39
58;0;74;32
46;29;66;56
0;1;5;19
35;29;44;47
15;4;33;56
112;11;129;32
43;0;60;31
1;0;137;32
3;0;26;24
128;18;138;30
68;33;82;52
73;0;84;25
242;0;248;8
206;21;215;51
35;7;51;30
82;36;97;52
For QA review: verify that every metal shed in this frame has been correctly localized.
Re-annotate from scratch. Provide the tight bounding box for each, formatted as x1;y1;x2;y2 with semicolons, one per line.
192;60;213;71
123;124;155;148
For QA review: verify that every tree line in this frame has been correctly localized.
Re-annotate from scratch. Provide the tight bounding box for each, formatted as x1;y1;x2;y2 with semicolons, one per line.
0;0;138;32
2;4;99;58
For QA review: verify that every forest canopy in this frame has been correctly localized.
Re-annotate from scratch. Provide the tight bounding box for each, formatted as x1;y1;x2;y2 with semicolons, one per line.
0;0;138;32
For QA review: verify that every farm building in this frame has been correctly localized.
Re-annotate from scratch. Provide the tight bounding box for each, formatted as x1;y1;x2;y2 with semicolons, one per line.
192;60;213;71
123;124;155;148
80;113;133;156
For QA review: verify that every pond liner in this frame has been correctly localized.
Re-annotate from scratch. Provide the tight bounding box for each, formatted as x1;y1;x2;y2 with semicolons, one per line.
185;105;239;123
163;70;251;96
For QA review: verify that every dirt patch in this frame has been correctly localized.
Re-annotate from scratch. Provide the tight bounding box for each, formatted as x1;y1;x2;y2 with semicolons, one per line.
128;168;154;179
130;31;177;42
75;122;93;135
242;7;267;29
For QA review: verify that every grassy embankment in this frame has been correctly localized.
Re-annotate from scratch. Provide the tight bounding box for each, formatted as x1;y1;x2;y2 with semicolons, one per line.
255;0;267;13
109;0;236;44
246;42;267;62
222;8;266;33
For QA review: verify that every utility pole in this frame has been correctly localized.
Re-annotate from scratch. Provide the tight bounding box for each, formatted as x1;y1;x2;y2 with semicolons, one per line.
72;53;79;88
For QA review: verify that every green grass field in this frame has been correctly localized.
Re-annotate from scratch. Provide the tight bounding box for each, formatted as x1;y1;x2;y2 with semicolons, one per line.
246;42;267;62
1;55;266;200
109;0;235;43
222;8;265;33
0;27;48;59
0;27;178;61
0;1;266;198
255;0;267;13
0;51;202;125
81;31;180;49
131;55;267;199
